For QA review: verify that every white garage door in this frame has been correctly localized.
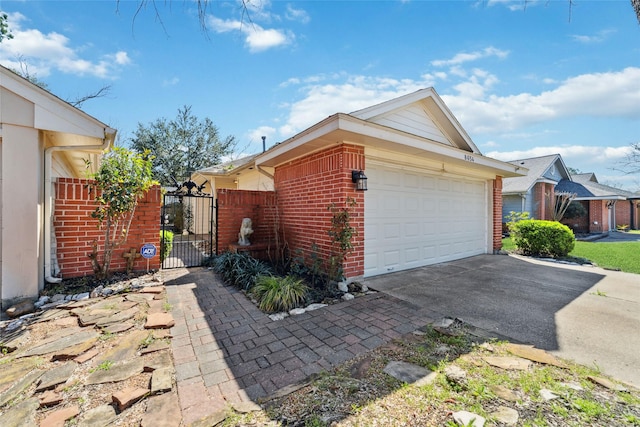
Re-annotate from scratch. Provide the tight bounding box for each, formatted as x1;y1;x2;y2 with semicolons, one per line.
364;163;488;277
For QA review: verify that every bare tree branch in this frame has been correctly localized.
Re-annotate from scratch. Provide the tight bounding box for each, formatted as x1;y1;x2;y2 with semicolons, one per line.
69;85;112;108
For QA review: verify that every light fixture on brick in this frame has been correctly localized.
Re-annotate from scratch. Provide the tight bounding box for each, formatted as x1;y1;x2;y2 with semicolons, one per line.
351;170;368;191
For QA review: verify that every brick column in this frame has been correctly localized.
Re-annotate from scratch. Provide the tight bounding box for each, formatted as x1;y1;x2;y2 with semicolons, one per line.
492;176;503;253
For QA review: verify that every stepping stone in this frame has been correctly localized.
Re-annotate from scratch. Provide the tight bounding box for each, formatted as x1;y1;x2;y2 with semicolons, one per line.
147;299;166;314
140;286;164;294
77;404;117;427
50;316;79;327
489;385;519;402
145;312;175;329
94;307;139;327
76;309;114;327
504;343;568;368
482;356;532;371
383;361;437;386
0;329;31;353
40;405;79;427
95;330;148;364
588;375;628;392
36;309;73;324
74;349;99;364
39;390;64;407
151;366;173;394
153;329;172;340
232;401;262;413
144;350;173;372
36;362;76;391
126;293;155;303
491;406;519;426
19;329;98;358
141;392;182;427
112;386;149;410
85;359;145;385
141;341;170;355
0;369;43;406
0;357;41;392
2;397;39;427
101;321;135;334
51;336;99;361
453;410;485;426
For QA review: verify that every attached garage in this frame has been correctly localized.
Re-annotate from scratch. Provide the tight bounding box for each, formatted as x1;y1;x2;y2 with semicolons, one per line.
254;88;526;280
364;162;488;276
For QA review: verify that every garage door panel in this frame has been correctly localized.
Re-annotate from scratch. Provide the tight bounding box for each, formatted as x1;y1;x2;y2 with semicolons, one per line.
365;164;488;277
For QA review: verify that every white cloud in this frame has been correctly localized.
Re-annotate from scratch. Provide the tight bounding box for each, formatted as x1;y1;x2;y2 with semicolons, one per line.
442;67;640;134
208;15;293;52
162;77;180;87
276;74;437;136
571;29;616;44
0;12;131;78
285;4;310;24
431;46;509;67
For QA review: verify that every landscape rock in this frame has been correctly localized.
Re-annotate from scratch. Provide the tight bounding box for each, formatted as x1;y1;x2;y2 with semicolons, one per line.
383;360;437;386
39;390;64;407
77;404;117;427
51;294;66;302
0;369;43;406
151;366;173;394
34;295;51;308
141;392;182;427
89;285;103;298
85;359;145;385
289;308;306;315
112;386;149;410
6;299;35;318
504;343;568;368
36;362;76;391
482;356;532;371
141;341;170;355
337;281;348;292
341;293;355;301
444;365;468;386
40;405;80;427
72;292;90;301
95;330;148;364
74;349;99;364
539;388;559;401
489;384;519;402
19;328;98;358
453;410;486;426
145;312;175;329
491;406;519;425
232;401;262;413
269;312;289;321
3;397;39;427
588;375;628;392
305;303;328;311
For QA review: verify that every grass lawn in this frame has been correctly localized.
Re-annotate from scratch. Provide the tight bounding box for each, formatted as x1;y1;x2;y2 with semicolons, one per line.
502;237;640;275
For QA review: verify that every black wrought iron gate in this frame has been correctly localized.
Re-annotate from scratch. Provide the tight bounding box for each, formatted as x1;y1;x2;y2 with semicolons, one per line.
161;184;215;269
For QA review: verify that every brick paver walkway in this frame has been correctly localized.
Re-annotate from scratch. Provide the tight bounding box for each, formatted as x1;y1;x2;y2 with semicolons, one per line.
165;268;434;425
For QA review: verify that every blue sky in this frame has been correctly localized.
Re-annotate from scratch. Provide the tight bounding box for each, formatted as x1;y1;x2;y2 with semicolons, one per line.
1;0;639;189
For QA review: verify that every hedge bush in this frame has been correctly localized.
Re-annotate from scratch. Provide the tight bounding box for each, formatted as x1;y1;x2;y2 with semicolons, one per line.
251;275;309;313
509;219;575;258
211;252;273;290
160;230;174;262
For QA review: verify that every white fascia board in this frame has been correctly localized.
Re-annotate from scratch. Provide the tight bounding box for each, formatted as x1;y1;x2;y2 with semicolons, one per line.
2;67;110;140
339;115;525;177
574;195;628;201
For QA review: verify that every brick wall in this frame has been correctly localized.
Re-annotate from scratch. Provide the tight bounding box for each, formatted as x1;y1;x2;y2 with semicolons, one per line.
588;200;607;233
216;189;278;256
54;178;161;278
492;177;503;252
615;200;632;229
274;144;365;279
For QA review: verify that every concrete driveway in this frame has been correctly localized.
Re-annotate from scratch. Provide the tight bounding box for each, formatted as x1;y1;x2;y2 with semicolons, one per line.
364;254;640;388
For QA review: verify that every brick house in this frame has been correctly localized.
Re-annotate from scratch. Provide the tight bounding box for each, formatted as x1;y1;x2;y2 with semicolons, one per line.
216;88;524;280
502;154;639;233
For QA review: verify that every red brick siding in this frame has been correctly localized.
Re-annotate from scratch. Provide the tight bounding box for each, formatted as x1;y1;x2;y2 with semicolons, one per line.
493;177;503;252
216;190;278;255
54;178;161;278
615;200;632;229
274;144;365;279
588;200;608;233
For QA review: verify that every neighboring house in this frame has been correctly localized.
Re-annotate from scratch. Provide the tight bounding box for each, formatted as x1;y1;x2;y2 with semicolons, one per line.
249;88;524;279
0;65;116;308
502;154;571;223
556;173;639;233
502;154;639;233
195;154;274;195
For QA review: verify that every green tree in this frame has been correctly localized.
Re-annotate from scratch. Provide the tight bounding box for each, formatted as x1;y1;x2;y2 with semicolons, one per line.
0;12;13;43
86;147;154;278
130;105;236;185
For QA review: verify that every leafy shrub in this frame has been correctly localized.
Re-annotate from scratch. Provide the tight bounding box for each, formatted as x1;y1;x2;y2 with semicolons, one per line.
211;252;273;290
509;219;575;258
251;275;309;313
563;201;587;220
160;230;174;262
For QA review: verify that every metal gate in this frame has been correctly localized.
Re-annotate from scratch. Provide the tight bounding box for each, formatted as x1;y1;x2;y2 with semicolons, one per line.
161;181;215;268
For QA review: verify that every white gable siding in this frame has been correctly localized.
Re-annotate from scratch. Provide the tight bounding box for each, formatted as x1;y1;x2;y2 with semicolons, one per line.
367;104;451;146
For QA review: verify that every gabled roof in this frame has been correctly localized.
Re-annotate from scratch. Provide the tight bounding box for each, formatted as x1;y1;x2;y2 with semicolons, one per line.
572;173;598;184
256;88;524;178
503;154;570;194
556;177;633;200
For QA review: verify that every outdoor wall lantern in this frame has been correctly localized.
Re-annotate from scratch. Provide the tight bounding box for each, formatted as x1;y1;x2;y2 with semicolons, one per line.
351;170;368;191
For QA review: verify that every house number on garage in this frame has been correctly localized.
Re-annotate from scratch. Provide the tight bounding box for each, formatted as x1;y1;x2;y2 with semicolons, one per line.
464;154;475;162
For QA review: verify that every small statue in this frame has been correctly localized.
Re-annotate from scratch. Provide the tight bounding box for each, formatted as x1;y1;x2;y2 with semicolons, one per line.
238;218;254;246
